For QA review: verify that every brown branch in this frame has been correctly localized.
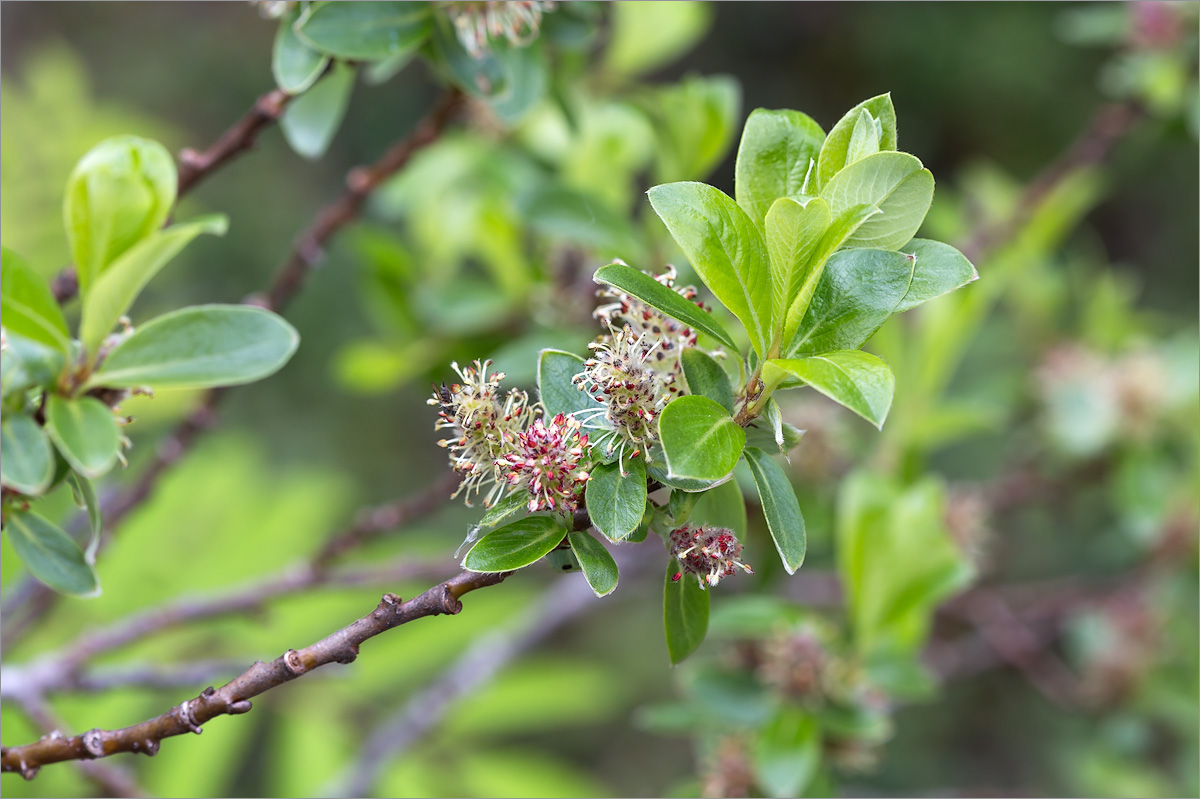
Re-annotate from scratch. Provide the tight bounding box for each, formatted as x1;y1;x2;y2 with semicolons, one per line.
0;569;510;776
51;84;307;305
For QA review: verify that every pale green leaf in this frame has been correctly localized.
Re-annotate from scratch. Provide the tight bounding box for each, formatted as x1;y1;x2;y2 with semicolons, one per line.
764;196;831;327
753;707;821;798
280;61;356;160
1;248;70;353
894;238;978;312
764;351;895;429
820;151;934;251
816;93;897;189
734;108;825;227
44;394;121;479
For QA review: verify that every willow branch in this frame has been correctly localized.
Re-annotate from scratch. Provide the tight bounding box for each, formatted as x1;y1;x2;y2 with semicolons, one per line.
51;83;309;304
0;569;510;776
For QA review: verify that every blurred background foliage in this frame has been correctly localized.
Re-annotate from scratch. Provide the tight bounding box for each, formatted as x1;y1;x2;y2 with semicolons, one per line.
1;2;1196;797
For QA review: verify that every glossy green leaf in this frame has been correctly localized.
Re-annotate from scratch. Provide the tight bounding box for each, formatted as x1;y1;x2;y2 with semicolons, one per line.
280;60;356;160
5;511;99;596
744;447;806;574
764;351;895;429
780;203;880;345
820;151;934;251
681;348;734;413
462;516;567;572
734;108;825;227
79;215;229;357
646;463;730;493
64;135;177;295
753;707;821;799
894;238;978;312
664;557;710;665
295;1;432;60
658;395;746;481
44;394;121;479
816;93;897;189
592;263;737;350
0;414;55;495
787;248;916;356
844;108;882;165
273;6;330;94
0;333;65;399
537;349;599;420
568;529;619;597
764;196;831;326
88;305;299;390
67;472;102;563
648;182;774;357
586;458;647;542
1;248;70;353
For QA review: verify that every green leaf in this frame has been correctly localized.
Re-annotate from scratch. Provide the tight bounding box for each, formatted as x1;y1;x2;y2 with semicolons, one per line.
64;135;178;295
753;707;821;799
1;248;70;354
567;529;619;597
764;196;831;326
844;108;882;165
787;248;916;356
646;463;729;493
524;187;642;259
664;558;710;665
644;75;741;183
819;151;934;251
734;108;825;228
88;305;299;390
780;203;880;345
462;516;567;572
67;472;102;563
745;398;804;455
586;458;647;542
5;510;99;596
648;182;774;357
0;333;65;399
743;447;806;574
894;238;978;312
605;1;712;77
273;6;330;94
592;263;737;350
691;478;748;535
44;394;121;479
680;348;734;413
478;491;527;528
280;60;356;160
0;414;55;495
79;215;229;357
658;395;746;481
816;93;897;189
295;1;432;60
764;351;895;429
537;349;599;420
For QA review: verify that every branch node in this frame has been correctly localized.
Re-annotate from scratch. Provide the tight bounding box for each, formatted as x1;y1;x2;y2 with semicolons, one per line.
346;167;373;195
283;649;306;675
138;739;160;757
201;686;216;698
179;148;205;168
18;759;38;781
440;585;464;616
228;700;253;715
82;728;105;758
175;701;203;734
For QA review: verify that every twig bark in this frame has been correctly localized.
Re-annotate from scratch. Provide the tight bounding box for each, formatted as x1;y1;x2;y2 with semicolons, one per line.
0;569;509;776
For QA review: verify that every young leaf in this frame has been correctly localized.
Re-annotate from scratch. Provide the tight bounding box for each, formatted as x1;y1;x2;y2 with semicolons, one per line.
844;108;882;165
567;529;619;597
734;108;825;227
663;558;710;665
764;351;896;429
6;511;100;596
743;447;806;574
280;61;356;160
658;395;746;481
0;333;65;399
647;182;774;358
894;238;978;312
462;516;567;572
295;1;432;60
273;6;330;94
1;248;71;354
681;348;735;413
745;398;805;455
592;263;737;350
819;152;934;251
586;458;647;542
79;215;229;357
44;395;121;479
67;472;102;563
816;93;897;189
537;349;599;420
644;75;741;183
787;248;916;356
0;414;55;495
764;196;831;326
87;305;299;390
753;707;821;799
64;135;178;295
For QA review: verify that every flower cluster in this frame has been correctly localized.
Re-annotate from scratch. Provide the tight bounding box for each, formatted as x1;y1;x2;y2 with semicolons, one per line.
668;525;753;588
442;1;555;58
594;263;704;375
499;413;590;513
428;360;533;507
